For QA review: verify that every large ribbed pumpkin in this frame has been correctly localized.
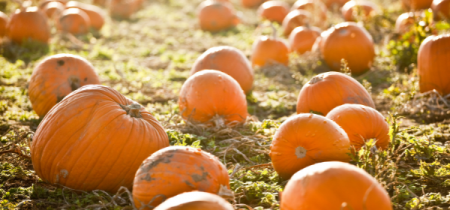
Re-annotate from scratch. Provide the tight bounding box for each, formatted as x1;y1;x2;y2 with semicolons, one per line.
154;192;234;210
341;0;377;21
257;1;290;24
296;72;375;116
28;54;100;118
133;146;232;209
270;114;351;180
432;0;450;20
197;0;239;32
288;26;321;54
191;46;254;94
402;0;432;10
291;0;327;28
281;161;393;210
418;34;450;96
57;8;90;35
0;12;7;37
326;104;390;151
179;70;248;127
7;7;51;44
282;9;311;37
320;22;375;75
66;1;105;30
251;35;290;67
31;85;170;193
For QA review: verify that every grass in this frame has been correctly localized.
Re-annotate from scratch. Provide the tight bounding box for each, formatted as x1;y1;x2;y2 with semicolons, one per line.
1;0;450;209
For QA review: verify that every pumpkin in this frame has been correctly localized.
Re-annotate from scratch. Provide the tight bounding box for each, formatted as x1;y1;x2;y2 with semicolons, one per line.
191;46;254;94
39;0;68;10
402;0;433;11
341;0;377;21
326;104;390;151
282;9;311;36
197;0;239;32
257;1;290;24
28;54;100;118
133;146;232;209
288;26;321;54
395;12;417;33
109;0;139;19
319;22;375;75
291;0;328;28
66;1;105;30
418;34;450;96
269;114;351;180
296;72;375;115
31;85;170;193
154;192;234;210
432;0;450;20
57;8;90;35
241;0;266;8
251;28;290;67
0;11;7;37
321;0;350;8
7;7;51;44
43;1;65;19
179;70;248;127
281;161;393;210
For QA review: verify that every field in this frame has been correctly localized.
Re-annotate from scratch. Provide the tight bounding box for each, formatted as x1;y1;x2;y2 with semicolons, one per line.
1;0;450;209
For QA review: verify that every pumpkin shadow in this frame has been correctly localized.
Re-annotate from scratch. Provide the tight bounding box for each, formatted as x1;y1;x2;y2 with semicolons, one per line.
0;39;50;64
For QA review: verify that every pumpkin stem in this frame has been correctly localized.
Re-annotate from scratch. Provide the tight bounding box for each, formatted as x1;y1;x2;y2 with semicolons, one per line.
69;76;80;91
309;75;324;84
120;103;142;118
295;146;307;158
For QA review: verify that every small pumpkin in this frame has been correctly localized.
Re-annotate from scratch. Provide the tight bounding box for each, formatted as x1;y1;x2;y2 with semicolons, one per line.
282;9;311;36
341;0;377;21
133;146;232;209
281;161;393;210
418;34;450;96
432;0;450;20
0;11;8;37
43;1;65;19
319;22;375;75
191;46;254;94
57;8;90;35
197;0;239;32
288;26;321;54
7;7;51;44
257;1;290;24
321;0;350;8
326;104;390;151
66;1;105;30
395;12;417;33
270;114;351;180
179;70;248;127
31;85;170;193
241;0;266;8
28;54;100;118
296;72;375;116
154;192;234;210
291;0;327;28
39;0;68;10
109;0;139;19
251;27;290;67
402;0;433;11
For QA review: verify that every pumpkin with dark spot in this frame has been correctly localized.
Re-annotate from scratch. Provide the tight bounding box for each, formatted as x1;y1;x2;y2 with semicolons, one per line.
31;85;169;193
28;54;100;118
133;146;232;209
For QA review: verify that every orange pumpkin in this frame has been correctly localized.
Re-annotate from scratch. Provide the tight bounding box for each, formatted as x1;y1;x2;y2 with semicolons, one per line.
28;54;100;118
39;0;68;10
418;34;450;96
179;70;248;127
109;0;139;19
251;33;290;67
395;12;418;33
402;0;433;11
197;0;239;32
57;8;90;35
296;72;375;115
288;26;321;54
241;0;266;8
133;146;232;209
326;104;390;151
282;9;311;36
154;192;234;210
0;12;7;37
191;46;254;94
319;22;375;75
341;0;377;21
66;1;105;30
7;7;51;44
31;85;170;193
281;161;393;210
270;114;351;180
291;0;328;28
432;0;450;20
43;1;65;19
257;1;290;24
321;0;350;8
